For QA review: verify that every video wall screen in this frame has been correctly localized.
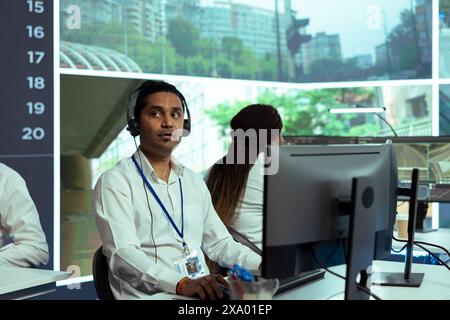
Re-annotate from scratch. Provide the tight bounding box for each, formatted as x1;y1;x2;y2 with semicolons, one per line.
3;0;449;282
57;0;446;279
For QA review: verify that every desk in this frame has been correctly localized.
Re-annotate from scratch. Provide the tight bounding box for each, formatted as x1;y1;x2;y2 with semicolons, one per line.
0;266;70;299
148;261;450;301
276;260;450;300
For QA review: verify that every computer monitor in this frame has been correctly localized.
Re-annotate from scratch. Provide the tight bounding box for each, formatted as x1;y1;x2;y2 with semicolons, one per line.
262;143;398;284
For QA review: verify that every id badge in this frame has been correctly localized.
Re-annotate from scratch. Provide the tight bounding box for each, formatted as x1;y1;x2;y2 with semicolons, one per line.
172;250;206;279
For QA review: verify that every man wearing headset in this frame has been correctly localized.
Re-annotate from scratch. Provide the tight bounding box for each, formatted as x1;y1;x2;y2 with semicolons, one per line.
94;80;261;300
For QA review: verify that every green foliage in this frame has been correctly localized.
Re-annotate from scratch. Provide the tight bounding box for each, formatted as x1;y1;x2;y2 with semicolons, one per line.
308;59;350;82
61;22;178;73
60;3;431;82
222;37;245;63
204;100;251;137
261;54;277;80
204;88;379;137
167;16;200;57
136;39;177;74
61;23;124;51
388;9;419;72
61;16;279;80
441;0;450;12
307;59;365;82
348;123;381;136
164;18;275;80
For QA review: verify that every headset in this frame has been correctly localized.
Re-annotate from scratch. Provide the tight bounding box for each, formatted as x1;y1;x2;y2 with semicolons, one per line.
126;80;191;137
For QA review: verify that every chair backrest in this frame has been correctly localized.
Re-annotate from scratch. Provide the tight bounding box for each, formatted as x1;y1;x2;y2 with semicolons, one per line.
227;227;262;256
92;246;115;300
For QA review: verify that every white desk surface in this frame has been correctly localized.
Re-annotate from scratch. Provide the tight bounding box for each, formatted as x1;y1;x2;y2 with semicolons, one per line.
0;266;70;295
148;261;450;301
147;292;197;300
276;260;450;300
392;228;450;252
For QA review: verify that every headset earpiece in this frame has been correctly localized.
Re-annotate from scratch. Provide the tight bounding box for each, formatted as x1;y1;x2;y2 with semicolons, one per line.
182;98;191;137
127;118;140;137
126;88;141;137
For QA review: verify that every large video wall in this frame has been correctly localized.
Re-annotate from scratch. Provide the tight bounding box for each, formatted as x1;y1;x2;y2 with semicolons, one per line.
57;0;449;279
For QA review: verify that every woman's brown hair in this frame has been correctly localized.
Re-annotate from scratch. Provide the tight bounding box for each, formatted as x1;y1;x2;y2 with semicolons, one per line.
205;104;283;226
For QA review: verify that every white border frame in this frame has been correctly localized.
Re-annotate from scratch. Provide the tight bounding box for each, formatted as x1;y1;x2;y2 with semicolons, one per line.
60;68;436;90
53;0;60;275
432;0;440;228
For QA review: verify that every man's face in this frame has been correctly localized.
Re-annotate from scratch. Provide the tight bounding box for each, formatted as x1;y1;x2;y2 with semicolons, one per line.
139;91;184;156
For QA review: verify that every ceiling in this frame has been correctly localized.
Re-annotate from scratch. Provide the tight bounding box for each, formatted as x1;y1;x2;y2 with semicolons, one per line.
61;74;141;158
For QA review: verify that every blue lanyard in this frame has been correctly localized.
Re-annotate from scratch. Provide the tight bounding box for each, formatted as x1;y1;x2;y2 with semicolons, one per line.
131;155;187;252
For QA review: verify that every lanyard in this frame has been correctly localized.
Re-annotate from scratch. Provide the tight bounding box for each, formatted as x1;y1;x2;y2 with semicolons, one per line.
131;155;189;255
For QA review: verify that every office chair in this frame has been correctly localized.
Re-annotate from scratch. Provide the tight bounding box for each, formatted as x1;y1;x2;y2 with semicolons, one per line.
92;246;115;300
227;227;262;256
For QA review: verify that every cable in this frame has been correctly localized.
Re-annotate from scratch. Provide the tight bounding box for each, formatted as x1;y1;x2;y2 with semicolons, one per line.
414;241;450;259
391;243;407;254
324;266;346;280
356;285;382;300
312;245;345;280
324;241;341;266
325;265;382;300
312;246;382;300
414;243;450;271
370;110;399;137
392;235;405;243
392;235;450;271
134;138;158;264
326;291;345;300
393;235;450;262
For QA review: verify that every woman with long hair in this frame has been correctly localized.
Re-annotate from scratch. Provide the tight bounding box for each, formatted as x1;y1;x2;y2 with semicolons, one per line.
205;104;283;253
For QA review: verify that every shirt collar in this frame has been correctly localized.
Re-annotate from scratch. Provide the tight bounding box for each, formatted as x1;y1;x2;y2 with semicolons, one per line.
133;148;185;184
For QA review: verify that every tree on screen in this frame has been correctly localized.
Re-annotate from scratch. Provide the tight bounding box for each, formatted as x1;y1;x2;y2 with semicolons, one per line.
204;87;378;138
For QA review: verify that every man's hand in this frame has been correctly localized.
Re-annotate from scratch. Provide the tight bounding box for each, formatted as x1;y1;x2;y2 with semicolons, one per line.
178;274;230;300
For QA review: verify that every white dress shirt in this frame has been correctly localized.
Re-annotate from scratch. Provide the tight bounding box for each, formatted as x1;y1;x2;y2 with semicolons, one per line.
229;155;264;250
94;148;261;300
0;163;49;267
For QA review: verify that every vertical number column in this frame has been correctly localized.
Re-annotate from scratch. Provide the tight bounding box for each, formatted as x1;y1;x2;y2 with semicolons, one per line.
0;0;53;156
23;0;50;145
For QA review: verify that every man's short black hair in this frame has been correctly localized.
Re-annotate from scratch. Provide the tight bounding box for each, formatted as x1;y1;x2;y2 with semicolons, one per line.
133;80;186;122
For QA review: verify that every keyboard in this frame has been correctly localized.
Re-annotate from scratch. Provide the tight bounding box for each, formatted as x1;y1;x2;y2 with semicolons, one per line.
275;269;326;295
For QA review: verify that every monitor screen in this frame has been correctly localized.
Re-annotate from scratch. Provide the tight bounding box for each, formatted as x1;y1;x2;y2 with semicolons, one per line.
262;143;397;281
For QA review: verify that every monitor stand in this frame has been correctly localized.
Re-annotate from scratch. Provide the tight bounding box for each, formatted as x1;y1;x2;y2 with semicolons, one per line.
344;177;376;300
374;168;425;287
